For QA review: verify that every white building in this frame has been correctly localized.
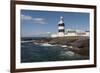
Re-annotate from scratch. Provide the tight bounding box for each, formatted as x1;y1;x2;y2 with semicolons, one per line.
65;30;77;36
51;30;89;37
51;16;89;38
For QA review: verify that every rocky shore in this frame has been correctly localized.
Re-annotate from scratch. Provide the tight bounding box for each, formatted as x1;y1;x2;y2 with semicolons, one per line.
32;36;89;58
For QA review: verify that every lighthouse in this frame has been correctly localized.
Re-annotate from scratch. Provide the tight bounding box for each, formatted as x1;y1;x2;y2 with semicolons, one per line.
58;16;65;37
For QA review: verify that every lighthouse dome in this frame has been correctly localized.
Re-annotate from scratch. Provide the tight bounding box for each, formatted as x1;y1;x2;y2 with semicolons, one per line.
58;16;64;24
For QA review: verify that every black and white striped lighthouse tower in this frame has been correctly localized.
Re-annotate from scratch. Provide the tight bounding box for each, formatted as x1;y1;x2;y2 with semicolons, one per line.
58;16;65;37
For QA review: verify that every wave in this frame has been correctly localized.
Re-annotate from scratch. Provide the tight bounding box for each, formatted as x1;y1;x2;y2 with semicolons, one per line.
60;45;67;47
60;51;75;57
40;43;68;47
40;43;57;46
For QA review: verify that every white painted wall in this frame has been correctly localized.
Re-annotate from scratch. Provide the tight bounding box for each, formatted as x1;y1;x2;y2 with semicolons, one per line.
58;32;65;37
66;33;77;36
58;26;64;30
0;0;100;73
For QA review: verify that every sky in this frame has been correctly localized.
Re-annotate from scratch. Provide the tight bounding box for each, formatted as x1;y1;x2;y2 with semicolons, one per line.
21;9;89;37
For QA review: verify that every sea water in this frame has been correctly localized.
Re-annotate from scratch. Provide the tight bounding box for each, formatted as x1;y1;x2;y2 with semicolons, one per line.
21;37;87;63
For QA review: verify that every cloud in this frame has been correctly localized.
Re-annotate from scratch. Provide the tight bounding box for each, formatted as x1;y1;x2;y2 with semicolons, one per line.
21;14;32;20
32;18;46;24
21;14;46;24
